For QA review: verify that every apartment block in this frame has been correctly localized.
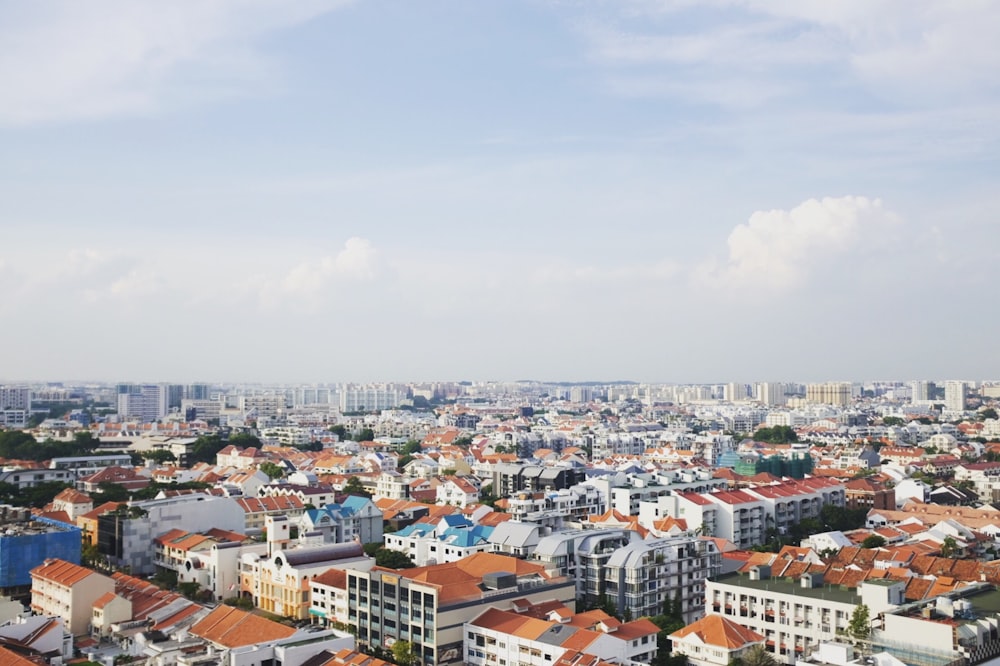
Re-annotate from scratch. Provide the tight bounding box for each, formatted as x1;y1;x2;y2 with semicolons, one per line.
604;535;721;623
705;570;889;664
30;558;114;636
346;552;576;665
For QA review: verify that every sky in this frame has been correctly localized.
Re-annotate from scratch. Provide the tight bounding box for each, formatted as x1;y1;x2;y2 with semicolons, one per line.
1;0;999;385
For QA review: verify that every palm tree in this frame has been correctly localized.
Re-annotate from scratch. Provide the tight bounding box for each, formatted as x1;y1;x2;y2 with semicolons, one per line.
740;644;777;666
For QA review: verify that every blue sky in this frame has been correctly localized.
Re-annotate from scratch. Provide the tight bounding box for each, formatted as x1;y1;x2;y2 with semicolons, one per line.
1;0;998;384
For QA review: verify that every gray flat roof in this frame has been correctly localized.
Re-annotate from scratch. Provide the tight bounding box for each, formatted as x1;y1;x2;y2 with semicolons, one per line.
710;572;861;605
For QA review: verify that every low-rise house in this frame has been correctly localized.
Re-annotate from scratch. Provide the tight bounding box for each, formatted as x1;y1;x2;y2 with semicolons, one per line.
30;559;114;636
299;495;384;546
465;602;660;666
670;614;765;666
435;476;480;507
177;605;354;666
236;494;306;532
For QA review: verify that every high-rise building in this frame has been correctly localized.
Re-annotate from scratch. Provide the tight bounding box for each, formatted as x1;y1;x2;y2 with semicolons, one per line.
944;380;967;412
0;385;31;427
805;382;853;407
116;384;169;422
910;380;930;402
339;385;405;412
755;382;786;406
725;382;749;402
0;386;31;410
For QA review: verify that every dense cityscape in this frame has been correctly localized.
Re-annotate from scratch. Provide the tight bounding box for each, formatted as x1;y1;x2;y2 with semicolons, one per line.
4;2;998;666
1;379;1000;666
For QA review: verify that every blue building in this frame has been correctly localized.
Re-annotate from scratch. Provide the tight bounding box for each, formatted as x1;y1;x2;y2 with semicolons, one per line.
0;510;81;598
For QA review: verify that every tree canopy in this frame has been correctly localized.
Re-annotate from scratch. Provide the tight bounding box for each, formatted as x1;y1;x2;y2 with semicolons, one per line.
258;461;285;480
752;426;798;444
861;534;886;549
848;604;871;642
343;476;371;498
0;430;99;462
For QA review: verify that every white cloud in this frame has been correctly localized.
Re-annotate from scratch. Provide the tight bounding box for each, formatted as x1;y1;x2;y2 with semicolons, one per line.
701;196;899;290
579;1;1000;109
255;236;380;310
0;0;353;125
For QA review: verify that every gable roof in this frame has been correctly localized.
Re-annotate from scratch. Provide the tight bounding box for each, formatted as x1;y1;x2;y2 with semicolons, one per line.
671;614;764;648
189;605;296;648
30;559;99;587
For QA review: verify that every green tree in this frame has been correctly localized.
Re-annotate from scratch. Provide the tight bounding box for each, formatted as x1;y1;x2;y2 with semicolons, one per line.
391;639;418;665
0;430;38;459
140;449;177;465
941;536;959;558
752;426;798;444
355;428;375;442
21;481;74;508
375;548;416;569
981;408;998;421
188;434;227;464
343;476;371;498
329;425;348;439
881;416;905;427
258;461;285;480
178;581;202;600
848;604;871;642
861;534;886;549
228;433;262;448
739;645;777;666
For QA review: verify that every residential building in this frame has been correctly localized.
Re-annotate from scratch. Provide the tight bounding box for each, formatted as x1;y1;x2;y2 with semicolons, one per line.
944;381;967;412
805;383;853;407
340;385;406;412
603;535;721;622
844;478;895;511
465;602;660;666
236;494;306;532
0;466;73;490
346;552;576;665
705;570;900;664
0;386;31;427
299;496;384;546
117;383;170;422
310;568;350;627
492;464;586;498
49;487;94;520
531;529;643;611
0;509;82;599
30;558;114;636
184;604;354;666
669;614;765;666
96;495;245;574
383;515;494;566
240;515;374;619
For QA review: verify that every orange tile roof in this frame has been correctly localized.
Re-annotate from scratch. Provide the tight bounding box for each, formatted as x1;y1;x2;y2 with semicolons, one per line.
0;646;40;666
93;592;119;610
321;648;394;666
189;605;295;648
30;559;99;587
671;614;765;648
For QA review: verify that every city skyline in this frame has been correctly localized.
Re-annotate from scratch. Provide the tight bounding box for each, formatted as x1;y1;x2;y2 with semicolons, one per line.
2;2;999;382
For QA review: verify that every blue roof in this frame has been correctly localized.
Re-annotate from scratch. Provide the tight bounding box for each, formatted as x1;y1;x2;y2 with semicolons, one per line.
394;523;435;538
341;495;371;514
440;514;472;528
441;524;493;548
